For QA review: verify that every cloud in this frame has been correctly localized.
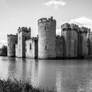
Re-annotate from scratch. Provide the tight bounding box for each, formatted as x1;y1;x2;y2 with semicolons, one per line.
44;0;66;9
69;16;92;30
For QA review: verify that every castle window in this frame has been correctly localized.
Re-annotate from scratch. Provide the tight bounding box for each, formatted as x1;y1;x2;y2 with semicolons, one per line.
30;44;32;49
45;26;46;30
45;45;47;50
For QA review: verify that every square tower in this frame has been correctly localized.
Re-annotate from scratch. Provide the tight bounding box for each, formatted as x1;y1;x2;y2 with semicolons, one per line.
16;27;31;58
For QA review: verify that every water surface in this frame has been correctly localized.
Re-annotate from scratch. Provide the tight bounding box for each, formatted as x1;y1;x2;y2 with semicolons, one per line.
0;57;92;92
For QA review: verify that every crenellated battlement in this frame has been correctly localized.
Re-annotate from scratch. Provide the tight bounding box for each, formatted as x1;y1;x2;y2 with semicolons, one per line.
80;27;90;33
7;34;17;37
18;27;31;33
61;23;71;30
7;34;17;42
61;23;79;31
61;23;90;34
70;24;79;30
38;16;56;24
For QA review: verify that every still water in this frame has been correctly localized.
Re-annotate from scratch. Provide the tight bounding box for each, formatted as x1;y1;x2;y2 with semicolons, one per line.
0;57;92;92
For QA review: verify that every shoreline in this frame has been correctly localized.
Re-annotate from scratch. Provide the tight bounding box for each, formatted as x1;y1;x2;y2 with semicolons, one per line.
0;79;54;92
1;56;92;60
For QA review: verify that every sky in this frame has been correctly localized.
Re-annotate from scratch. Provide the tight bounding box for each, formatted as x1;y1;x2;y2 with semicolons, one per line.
0;0;92;46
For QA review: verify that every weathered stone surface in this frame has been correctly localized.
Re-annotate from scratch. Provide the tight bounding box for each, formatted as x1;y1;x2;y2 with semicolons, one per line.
61;23;78;58
38;17;56;59
7;34;17;57
79;27;89;57
16;27;31;58
26;38;38;58
7;19;91;59
56;36;65;58
88;31;92;55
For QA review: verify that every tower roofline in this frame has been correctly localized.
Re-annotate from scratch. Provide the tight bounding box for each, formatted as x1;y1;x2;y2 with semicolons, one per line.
18;27;31;33
38;16;56;24
7;34;17;37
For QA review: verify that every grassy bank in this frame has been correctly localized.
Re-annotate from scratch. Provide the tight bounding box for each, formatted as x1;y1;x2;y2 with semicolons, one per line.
0;79;53;92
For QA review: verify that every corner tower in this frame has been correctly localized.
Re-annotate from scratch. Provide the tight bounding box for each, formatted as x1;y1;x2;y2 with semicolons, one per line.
16;27;31;58
61;23;79;58
38;17;56;59
7;34;17;57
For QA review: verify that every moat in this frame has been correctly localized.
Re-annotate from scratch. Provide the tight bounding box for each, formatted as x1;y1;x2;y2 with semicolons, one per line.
0;57;92;92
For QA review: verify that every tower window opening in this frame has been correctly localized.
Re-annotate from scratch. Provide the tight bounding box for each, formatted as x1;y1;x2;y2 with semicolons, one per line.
45;26;46;30
30;44;32;49
45;45;47;50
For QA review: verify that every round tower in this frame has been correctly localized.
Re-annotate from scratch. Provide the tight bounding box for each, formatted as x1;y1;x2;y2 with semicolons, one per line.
38;17;56;59
7;34;17;57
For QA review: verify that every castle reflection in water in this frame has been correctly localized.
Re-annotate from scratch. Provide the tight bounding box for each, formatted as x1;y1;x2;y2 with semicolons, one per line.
0;57;92;92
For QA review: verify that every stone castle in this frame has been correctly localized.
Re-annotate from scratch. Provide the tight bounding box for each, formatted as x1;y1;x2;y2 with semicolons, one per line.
7;17;92;59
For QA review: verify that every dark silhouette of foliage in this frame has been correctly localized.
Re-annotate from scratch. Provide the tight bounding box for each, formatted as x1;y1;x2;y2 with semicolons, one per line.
0;45;7;56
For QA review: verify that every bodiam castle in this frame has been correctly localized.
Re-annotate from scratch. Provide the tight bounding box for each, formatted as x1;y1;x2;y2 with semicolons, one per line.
7;17;92;59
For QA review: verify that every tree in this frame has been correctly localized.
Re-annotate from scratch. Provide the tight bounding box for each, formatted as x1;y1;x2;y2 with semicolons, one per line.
0;45;7;56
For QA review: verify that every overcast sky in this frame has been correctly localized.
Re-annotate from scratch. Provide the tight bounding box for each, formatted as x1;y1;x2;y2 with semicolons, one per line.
0;0;92;45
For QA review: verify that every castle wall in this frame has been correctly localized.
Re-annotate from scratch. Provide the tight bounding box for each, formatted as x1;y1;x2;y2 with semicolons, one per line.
7;18;91;59
16;32;23;57
66;31;78;57
38;17;56;59
26;38;38;58
80;27;89;57
7;34;17;57
77;31;83;57
70;24;78;57
56;36;65;58
87;32;92;55
16;27;31;58
81;34;88;56
61;23;78;58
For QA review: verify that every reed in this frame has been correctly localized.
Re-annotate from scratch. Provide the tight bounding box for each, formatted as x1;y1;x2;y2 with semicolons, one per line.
0;79;54;92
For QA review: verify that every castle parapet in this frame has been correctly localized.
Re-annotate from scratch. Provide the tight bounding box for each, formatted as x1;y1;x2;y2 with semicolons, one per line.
80;27;89;33
7;34;17;37
38;16;56;24
70;24;79;31
18;27;31;33
61;23;71;30
7;34;17;42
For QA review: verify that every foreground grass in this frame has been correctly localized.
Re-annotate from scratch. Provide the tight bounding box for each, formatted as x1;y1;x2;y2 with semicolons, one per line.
0;79;53;92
